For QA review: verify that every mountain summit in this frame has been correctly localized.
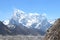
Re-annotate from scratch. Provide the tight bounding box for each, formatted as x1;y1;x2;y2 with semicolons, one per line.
10;9;51;31
3;9;52;35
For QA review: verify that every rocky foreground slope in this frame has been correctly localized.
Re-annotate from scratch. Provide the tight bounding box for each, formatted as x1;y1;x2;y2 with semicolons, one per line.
44;18;60;40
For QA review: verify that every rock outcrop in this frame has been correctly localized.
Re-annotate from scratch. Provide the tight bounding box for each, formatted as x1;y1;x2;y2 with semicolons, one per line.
44;18;60;40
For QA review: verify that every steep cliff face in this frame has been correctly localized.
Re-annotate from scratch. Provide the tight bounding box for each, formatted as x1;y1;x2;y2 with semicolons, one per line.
44;18;60;40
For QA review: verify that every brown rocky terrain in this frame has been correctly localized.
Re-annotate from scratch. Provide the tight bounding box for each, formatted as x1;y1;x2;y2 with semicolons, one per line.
44;18;60;40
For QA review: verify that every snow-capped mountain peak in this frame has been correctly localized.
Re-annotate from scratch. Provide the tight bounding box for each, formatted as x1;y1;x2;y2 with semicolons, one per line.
3;9;52;31
3;19;9;25
3;9;52;35
8;9;51;29
13;9;25;19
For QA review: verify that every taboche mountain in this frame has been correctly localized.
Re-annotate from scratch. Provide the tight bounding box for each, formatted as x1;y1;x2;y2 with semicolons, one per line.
0;21;45;35
0;9;52;36
44;18;60;40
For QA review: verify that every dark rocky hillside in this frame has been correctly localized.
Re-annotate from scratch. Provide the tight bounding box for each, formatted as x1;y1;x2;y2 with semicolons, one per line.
44;18;60;40
0;21;12;35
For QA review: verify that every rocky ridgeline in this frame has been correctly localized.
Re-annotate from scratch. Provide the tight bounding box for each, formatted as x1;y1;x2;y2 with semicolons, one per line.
44;18;60;40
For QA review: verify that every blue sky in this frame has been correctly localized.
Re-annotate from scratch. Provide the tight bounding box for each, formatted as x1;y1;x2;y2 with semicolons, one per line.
0;0;60;21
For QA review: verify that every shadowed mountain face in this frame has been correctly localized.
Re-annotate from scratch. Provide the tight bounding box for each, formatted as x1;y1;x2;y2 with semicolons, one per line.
0;21;12;35
0;21;43;35
44;18;60;40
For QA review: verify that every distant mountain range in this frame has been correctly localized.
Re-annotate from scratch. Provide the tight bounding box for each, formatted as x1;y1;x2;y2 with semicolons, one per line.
0;21;45;35
0;9;54;36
